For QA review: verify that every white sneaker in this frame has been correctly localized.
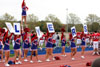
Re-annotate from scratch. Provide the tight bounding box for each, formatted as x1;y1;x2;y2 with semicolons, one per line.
38;60;42;63
72;58;75;61
52;58;55;60
16;58;19;60
18;61;22;64
15;62;19;64
24;59;28;62
30;60;33;63
5;64;10;67
46;59;50;62
64;55;67;57
81;56;85;59
92;52;95;55
96;52;99;55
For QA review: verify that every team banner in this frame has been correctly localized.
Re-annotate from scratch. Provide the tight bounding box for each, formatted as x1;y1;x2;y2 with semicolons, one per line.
71;26;76;37
35;26;41;38
83;24;88;34
5;22;14;33
47;23;55;33
13;23;21;35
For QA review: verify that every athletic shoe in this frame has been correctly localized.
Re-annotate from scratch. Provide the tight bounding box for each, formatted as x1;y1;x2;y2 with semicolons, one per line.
52;58;55;60
72;58;75;61
16;58;19;60
30;60;33;63
92;52;96;55
96;52;99;55
5;64;10;67
37;60;42;63
64;55;67;57
18;61;22;64
81;56;85;59
15;62;19;64
46;59;50;62
24;59;28;62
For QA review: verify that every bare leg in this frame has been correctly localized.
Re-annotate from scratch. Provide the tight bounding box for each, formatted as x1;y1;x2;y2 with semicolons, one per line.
46;49;49;59
30;51;33;60
35;51;39;61
81;46;85;55
19;49;22;61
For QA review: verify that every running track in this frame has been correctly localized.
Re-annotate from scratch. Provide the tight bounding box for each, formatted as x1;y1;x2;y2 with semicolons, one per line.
0;51;99;67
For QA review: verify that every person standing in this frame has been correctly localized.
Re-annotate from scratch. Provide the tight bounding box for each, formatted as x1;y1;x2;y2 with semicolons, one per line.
21;0;28;28
92;31;100;55
55;32;60;47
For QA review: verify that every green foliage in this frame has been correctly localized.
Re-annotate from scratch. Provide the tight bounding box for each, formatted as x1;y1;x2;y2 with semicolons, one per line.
27;21;62;32
68;13;81;24
0;13;16;21
90;22;100;32
75;24;83;32
27;14;39;23
45;14;61;23
0;13;100;32
85;14;100;24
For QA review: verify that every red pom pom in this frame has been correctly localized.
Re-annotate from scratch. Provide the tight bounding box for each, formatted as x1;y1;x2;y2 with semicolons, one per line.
1;29;5;33
86;62;92;66
24;28;30;32
60;65;64;67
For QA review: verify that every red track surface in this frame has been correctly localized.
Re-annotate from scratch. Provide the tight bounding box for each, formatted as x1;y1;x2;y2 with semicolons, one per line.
0;51;99;67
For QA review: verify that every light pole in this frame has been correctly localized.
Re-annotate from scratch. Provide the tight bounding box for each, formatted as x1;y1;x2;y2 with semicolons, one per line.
66;8;68;32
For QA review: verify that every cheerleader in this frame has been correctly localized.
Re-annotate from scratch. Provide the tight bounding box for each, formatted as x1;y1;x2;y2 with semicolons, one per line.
0;28;5;62
22;28;30;62
13;35;22;64
90;33;93;47
76;32;82;48
85;33;90;47
21;0;28;27
61;35;67;57
45;33;55;62
81;33;86;59
3;30;13;66
30;35;42;63
92;31;100;55
70;38;77;60
39;34;45;50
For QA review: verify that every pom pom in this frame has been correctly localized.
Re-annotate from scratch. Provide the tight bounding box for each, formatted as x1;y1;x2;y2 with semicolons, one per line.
1;29;5;33
24;28;30;32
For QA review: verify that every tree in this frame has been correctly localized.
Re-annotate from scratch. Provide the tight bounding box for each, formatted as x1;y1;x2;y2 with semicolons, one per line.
27;14;39;23
91;22;99;32
1;13;16;21
85;14;100;24
68;13;81;24
45;14;61;23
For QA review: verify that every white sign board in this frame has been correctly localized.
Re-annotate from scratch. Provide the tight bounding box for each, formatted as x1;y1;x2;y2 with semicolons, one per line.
14;23;21;35
71;26;76;38
35;26;41;38
47;23;55;33
5;22;14;33
83;24;88;34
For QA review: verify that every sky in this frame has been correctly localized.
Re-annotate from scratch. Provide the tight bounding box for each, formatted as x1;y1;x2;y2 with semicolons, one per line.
0;0;100;24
